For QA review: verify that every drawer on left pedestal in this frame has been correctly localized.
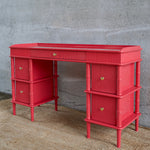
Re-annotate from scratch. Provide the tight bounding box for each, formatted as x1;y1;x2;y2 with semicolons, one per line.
15;58;29;80
15;78;54;105
15;82;30;104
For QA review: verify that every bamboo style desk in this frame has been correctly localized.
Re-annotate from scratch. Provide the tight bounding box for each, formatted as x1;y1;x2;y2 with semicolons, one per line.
10;43;142;148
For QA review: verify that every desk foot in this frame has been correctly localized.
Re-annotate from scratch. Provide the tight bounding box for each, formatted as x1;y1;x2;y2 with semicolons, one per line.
31;107;34;121
87;123;90;138
135;118;139;131
117;129;121;148
13;103;16;115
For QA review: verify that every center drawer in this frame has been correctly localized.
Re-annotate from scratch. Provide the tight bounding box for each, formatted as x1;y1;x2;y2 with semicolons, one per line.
31;50;86;61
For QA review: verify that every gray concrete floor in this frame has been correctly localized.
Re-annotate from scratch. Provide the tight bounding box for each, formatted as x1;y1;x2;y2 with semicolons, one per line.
0;99;150;150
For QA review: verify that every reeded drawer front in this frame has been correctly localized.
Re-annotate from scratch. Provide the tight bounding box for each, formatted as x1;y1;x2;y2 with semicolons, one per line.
92;64;117;94
31;50;86;61
92;95;116;125
15;82;30;104
15;59;53;81
92;64;134;94
15;58;29;80
15;79;53;105
92;94;134;125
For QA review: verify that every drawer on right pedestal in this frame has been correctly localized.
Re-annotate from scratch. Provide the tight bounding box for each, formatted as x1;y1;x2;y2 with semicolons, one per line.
92;64;135;94
91;94;134;126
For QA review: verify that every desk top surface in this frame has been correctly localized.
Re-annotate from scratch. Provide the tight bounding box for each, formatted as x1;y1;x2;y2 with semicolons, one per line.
10;43;142;53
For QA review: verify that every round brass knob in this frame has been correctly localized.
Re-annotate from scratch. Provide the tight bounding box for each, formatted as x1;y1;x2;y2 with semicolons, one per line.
19;67;23;70
100;107;104;111
53;53;56;56
20;90;23;94
100;77;104;80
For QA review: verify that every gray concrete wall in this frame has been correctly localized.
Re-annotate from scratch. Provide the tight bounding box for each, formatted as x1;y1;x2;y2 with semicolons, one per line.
0;0;150;127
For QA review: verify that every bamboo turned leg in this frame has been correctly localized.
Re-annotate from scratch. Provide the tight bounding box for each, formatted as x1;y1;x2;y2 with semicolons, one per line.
11;57;16;115
54;61;58;111
29;59;34;121
117;129;121;148
86;63;91;138
87;123;90;138
135;90;140;131
135;119;139;131
117;66;122;148
135;62;140;131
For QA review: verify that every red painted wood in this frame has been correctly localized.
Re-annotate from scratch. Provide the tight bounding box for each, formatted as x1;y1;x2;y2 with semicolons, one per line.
54;61;58;111
92;64;134;95
31;107;34;122
32;59;53;80
31;50;86;61
29;59;34;121
117;129;121;148
85;86;141;98
10;43;141;52
92;64;117;94
85;113;141;130
15;58;29;80
92;95;116;125
15;79;53;105
11;76;53;84
15;58;53;81
10;43;142;148
11;57;16;115
10;43;142;65
11;98;55;107
86;64;91;138
135;62;141;131
117;66;122;147
15;82;30;104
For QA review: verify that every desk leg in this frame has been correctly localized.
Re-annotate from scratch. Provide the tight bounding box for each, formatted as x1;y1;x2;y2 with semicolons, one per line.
11;57;16;115
86;63;91;138
117;129;121;148
117;98;122;148
29;59;34;121
54;61;58;111
135;62;140;131
117;66;122;148
12;102;16;115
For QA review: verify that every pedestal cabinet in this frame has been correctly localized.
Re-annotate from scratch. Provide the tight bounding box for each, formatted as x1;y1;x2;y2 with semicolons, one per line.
11;58;58;121
85;62;141;148
10;43;142;148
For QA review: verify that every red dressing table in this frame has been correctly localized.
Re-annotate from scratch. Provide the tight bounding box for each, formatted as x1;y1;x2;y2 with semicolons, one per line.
10;43;142;148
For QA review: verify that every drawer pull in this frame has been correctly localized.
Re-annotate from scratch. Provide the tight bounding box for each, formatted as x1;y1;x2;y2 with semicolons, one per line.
20;90;23;94
19;67;23;70
53;53;56;56
100;77;104;80
100;107;104;111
